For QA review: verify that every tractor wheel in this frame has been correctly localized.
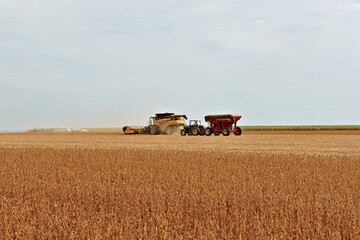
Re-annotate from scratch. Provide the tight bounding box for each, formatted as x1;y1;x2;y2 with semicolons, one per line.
198;126;205;136
123;126;129;133
205;127;212;136
234;127;242;136
150;125;159;135
180;129;187;136
222;127;231;136
191;127;199;136
214;132;220;136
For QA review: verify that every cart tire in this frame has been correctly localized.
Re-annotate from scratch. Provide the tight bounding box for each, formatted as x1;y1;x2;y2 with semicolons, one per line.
191;127;199;136
180;129;186;136
222;127;231;136
205;127;212;136
234;127;242;136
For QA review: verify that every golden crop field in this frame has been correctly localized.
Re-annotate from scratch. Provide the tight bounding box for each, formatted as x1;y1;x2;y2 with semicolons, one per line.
1;132;360;239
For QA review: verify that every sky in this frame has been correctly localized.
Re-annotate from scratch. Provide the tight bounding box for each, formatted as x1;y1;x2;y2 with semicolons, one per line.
1;0;360;131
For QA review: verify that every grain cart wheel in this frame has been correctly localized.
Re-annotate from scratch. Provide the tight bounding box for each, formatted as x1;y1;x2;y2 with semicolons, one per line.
191;127;199;136
180;129;187;136
198;126;205;136
205;127;212;136
150;125;159;135
234;127;242;136
222;127;231;136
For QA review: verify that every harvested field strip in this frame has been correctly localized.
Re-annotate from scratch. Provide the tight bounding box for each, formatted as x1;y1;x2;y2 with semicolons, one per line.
1;147;360;239
24;125;360;133
1;133;359;157
242;125;360;131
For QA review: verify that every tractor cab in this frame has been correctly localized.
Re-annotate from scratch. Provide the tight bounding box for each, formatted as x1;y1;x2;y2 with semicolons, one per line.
189;120;201;126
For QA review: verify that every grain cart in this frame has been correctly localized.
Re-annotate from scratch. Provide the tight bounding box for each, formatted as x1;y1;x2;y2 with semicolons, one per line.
123;112;187;135
180;120;205;136
204;114;242;136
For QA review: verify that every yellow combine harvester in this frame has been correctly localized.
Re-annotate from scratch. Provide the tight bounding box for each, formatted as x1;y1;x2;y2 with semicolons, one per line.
123;112;187;135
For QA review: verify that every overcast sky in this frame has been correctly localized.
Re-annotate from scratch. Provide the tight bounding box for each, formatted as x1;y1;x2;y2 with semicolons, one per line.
1;0;359;130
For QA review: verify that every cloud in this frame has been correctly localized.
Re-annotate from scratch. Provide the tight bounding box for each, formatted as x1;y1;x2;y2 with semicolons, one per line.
251;19;266;25
340;3;360;10
0;0;359;129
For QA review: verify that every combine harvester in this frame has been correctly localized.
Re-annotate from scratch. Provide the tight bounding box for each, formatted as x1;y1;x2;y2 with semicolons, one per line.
123;112;187;135
204;114;242;136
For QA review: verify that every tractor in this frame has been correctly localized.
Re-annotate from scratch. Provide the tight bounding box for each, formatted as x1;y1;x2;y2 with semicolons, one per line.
123;112;187;135
204;114;242;136
180;120;205;136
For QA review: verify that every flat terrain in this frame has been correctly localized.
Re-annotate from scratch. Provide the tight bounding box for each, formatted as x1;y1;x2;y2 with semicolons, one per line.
1;131;360;155
1;132;360;238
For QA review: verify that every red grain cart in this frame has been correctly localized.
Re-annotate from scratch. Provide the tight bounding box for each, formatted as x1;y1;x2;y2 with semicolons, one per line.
204;114;242;136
